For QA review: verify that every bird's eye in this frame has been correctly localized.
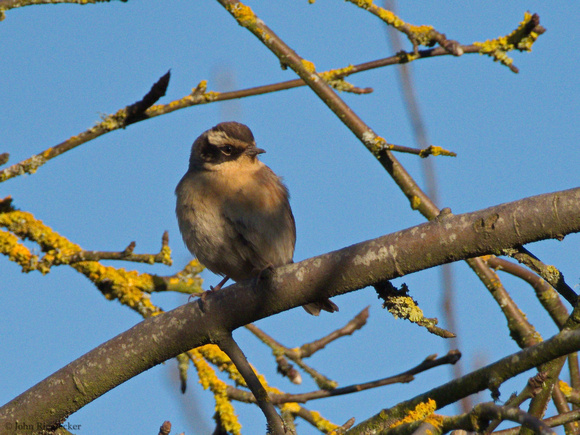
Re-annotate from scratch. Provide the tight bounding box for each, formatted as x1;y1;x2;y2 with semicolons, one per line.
221;145;233;156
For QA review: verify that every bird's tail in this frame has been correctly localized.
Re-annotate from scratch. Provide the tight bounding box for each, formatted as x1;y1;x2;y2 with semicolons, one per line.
302;299;339;316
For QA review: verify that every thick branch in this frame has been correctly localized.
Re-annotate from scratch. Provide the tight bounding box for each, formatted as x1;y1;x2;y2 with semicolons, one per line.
0;188;579;429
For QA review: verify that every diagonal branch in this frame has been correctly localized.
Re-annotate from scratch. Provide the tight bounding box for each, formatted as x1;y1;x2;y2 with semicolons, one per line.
485;256;569;328
218;334;287;435
0;71;170;184
504;246;578;306
0;188;578;430
215;1;549;372
246;308;369;389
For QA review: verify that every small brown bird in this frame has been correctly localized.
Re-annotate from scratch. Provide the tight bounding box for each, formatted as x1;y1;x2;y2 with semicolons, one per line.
175;121;338;315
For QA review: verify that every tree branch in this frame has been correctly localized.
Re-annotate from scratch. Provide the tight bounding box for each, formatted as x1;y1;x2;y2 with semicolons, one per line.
504;246;578;306
218;335;287;435
486;256;569;328
0;188;578;429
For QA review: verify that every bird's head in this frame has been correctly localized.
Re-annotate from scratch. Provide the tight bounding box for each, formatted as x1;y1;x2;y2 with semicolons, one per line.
189;122;266;171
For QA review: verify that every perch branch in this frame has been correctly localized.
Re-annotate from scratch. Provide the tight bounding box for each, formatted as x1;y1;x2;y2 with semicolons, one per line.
1;188;579;429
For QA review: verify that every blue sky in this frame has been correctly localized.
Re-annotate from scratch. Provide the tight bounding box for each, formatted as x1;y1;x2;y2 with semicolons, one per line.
1;2;579;434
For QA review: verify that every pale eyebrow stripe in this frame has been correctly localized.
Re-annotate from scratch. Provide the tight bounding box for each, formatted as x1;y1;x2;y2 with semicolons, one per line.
207;130;249;148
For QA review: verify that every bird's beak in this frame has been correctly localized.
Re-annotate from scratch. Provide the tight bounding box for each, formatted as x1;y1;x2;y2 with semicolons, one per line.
247;146;266;157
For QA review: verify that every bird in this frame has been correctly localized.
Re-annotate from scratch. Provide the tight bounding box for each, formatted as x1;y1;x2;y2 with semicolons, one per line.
175;121;338;315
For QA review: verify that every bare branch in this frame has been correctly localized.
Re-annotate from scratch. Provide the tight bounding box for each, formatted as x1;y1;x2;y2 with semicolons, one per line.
245;323;338;389
486;256;569;328
218;335;287;435
246;309;371;389
503;246;578;306
440;402;555;435
268;351;460;404
299;307;370;357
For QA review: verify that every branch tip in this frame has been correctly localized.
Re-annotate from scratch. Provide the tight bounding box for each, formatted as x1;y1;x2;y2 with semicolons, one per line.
125;70;172;125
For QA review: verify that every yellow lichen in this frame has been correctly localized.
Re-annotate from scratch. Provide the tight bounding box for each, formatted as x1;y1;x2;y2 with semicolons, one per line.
196;80;208;93
0;230;37;272
98;110;127;131
189;348;242;435
377;8;405;27
301;59;316;74
407;24;435;46
545;265;561;281
189;348;217;390
326;79;354;92
0;209;164;317
198;344;246;386
203;91;221;102
386;295;424;322
410;195;422;210
226;2;256;28
363;134;386;155
559;380;573;397
473;12;541;69
419;145;457;158
280;402;301;414
320;64;354;81
425;413;444;430
177;352;190;390
309;410;339;432
390;399;437;428
215;389;242;435
352;0;373;10
159;245;173;266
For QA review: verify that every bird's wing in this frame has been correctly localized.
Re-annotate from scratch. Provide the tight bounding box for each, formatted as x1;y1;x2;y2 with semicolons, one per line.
222;167;296;270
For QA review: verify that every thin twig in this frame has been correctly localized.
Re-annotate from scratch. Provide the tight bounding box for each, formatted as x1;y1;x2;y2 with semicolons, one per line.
492;408;580;435
299;306;369;357
62;231;171;266
503;246;578;306
225;350;460;405
0;47;479;185
346;0;464;56
443;402;555;435
486;256;569;328
483;372;548;434
0;71;170;184
0;0;126;20
246;307;369;389
218;334;287;435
